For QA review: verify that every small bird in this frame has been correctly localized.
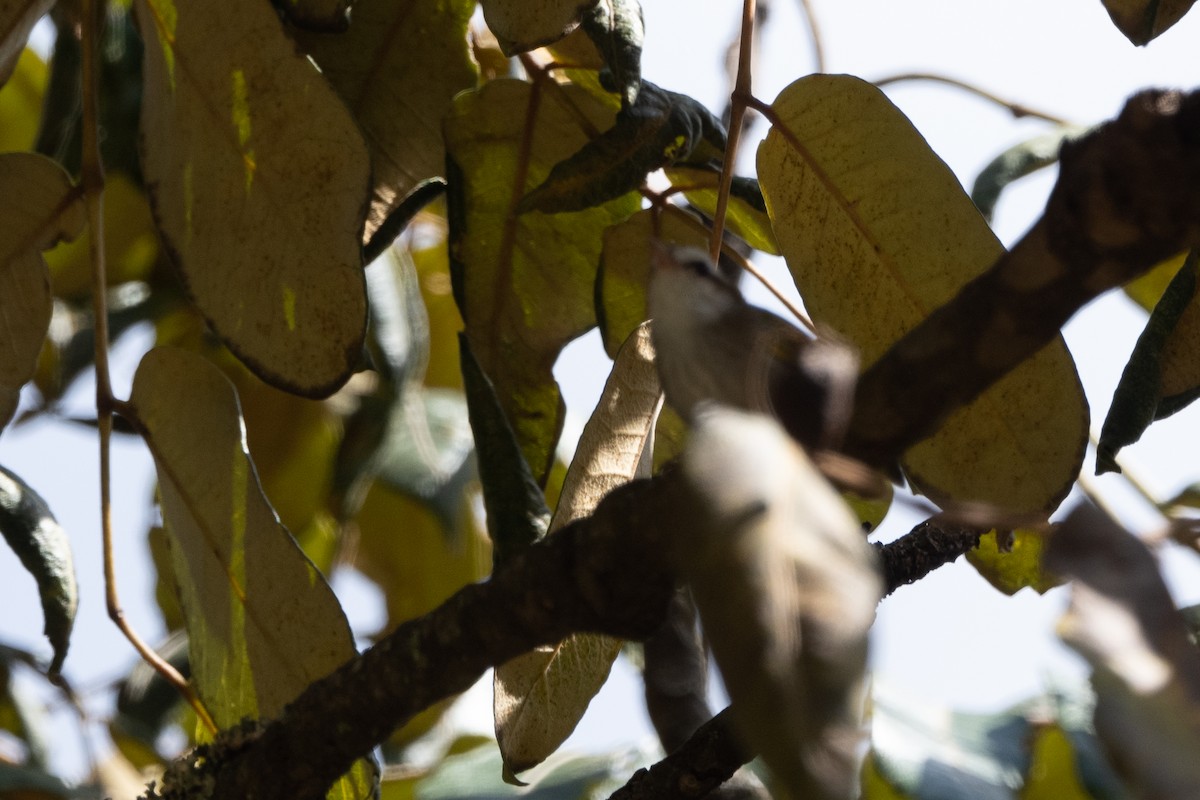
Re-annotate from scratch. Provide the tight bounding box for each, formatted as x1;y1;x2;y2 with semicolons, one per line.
646;243;859;452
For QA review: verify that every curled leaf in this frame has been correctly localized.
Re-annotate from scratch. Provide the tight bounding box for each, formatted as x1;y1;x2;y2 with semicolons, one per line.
519;81;725;214
1097;251;1197;473
494;324;660;776
970;126;1089;222
678;406;881;799
0;466;76;676
580;0;644;108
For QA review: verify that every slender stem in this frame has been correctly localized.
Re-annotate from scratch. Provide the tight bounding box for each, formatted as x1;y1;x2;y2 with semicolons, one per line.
795;0;826;73
1087;428;1167;517
872;72;1071;125
79;0;216;735
709;0;756;263
728;250;814;332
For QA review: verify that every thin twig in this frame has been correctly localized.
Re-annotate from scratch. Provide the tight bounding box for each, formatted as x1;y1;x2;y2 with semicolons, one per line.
709;0;757;263
79;0;215;735
872;72;1071;125
795;0;826;73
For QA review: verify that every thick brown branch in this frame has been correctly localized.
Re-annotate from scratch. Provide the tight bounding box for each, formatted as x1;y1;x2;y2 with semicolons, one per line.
877;521;984;595
206;477;679;800
846;89;1200;468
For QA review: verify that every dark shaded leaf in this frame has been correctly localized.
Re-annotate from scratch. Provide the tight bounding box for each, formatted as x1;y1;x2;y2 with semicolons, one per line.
1045;502;1200;798
1097;251;1197;474
580;0;643;108
110;630;189;767
275;0;352;31
1101;0;1198;44
970;126;1089;222
0;466;76;676
459;334;549;565
519;80;725;214
362;178;447;266
480;0;597;55
678;407;881;799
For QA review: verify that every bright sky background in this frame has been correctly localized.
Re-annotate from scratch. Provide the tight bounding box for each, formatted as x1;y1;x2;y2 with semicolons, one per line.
3;0;1200;784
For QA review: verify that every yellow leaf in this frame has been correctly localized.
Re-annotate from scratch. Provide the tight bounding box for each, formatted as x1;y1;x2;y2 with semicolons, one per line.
966;529;1061;595
757;75;1087;514
44;172;159;299
444;78;640;482
129;346;374;799
411;230;466;392
1020;724;1095;800
0;153;84;428
664;166;779;254
134;0;371;397
0;48;46;151
0;0;51;86
494;324;660;775
1125;251;1187;312
860;753;910;800
297;0;477;240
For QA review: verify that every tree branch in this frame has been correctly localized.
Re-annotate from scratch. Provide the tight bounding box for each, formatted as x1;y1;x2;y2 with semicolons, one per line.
877;521;984;595
609;707;751;800
846;89;1200;469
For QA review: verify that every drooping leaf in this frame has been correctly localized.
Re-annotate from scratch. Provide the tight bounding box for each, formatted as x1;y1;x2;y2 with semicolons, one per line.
596;207;711;356
445;78;640;481
678;407;881;799
966;529;1061;596
0;0;51;87
519;80;725;214
1045;502;1200;798
970;126;1089;222
296;0;477;241
579;0;643;108
459;334;550;564
1100;0;1197;44
0;466;77;676
1097;252;1197;473
135;0;371;397
480;0;597;55
494;324;660;776
664;166;779;254
758;75;1087;515
128;346;374;799
0;152;84;430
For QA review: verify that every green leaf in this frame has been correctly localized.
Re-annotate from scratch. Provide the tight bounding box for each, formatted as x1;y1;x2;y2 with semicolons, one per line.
0;152;85;429
494;324;660;776
0;467;77;676
596;206;711;356
0;0;51;86
129;346;375;799
757;74;1088;514
1124;251;1187;312
1097;251;1197;474
459;334;550;564
1100;0;1197;44
295;0;477;241
664;166;779;254
445;78;640;481
519;80;725;214
579;0;643;108
970;126;1089;222
135;0;371;397
0;48;47;152
480;0;597;55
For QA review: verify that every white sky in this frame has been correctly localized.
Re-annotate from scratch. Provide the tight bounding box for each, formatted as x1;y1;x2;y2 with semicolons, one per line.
4;0;1200;784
